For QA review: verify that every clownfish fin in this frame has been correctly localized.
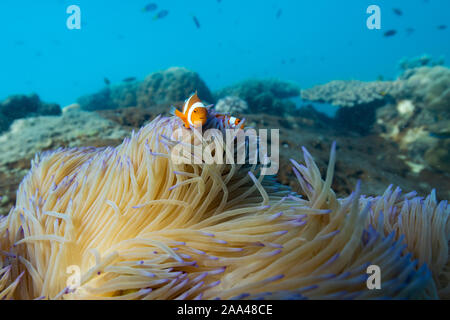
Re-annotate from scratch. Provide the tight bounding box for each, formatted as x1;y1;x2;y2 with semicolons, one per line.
171;106;184;118
171;106;188;126
204;104;214;109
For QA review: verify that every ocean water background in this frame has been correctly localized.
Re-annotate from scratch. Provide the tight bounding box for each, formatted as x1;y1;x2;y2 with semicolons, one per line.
0;0;449;107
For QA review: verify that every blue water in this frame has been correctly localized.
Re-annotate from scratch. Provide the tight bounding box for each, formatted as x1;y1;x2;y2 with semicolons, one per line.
0;0;449;107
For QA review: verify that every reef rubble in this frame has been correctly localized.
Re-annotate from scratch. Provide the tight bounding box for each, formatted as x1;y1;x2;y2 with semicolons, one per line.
0;93;60;133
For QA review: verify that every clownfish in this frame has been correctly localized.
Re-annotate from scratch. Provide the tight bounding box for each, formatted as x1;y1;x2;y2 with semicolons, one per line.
215;114;243;129
171;92;210;128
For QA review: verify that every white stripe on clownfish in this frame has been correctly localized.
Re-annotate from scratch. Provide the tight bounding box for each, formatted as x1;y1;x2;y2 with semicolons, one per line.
187;102;205;126
182;94;195;113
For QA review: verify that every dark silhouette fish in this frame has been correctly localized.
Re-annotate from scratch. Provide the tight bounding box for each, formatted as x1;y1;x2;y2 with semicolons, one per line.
437;25;447;30
123;77;137;83
193;16;201;28
142;3;157;12
276;9;282;19
393;8;403;16
406;27;415;36
104;77;111;85
154;10;169;20
384;30;397;37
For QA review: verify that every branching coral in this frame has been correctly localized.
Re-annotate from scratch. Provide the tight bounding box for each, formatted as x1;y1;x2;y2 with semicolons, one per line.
0;115;448;300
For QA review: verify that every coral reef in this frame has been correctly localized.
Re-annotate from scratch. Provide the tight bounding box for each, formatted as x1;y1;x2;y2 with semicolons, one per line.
425;139;450;173
77;83;139;111
0;115;448;300
398;54;445;71
301;80;399;134
0;94;61;133
214;79;300;114
137;67;213;107
77;67;213;111
214;96;249;114
301;65;450;172
396;66;450;115
374;66;450;174
301;80;396;108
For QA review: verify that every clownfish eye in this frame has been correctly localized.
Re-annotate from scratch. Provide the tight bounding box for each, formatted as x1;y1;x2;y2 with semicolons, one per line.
194;109;198;113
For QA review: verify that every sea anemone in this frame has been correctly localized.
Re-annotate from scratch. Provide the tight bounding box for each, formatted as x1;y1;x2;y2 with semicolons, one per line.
0;115;448;300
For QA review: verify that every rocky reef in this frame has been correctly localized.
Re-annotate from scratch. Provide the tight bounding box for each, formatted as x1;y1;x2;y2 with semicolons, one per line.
0;93;60;133
137;67;214;107
77;67;213;111
375;66;450;174
301;80;398;134
301;65;450;177
214;96;249;114
398;54;445;71
0;110;128;215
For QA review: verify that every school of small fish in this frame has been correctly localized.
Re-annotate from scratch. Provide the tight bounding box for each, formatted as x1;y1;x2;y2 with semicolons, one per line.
99;2;447;87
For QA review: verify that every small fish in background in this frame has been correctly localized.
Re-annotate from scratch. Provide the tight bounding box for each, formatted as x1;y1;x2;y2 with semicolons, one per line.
104;77;111;86
171;92;210;128
276;9;282;19
142;3;157;12
430;131;450;139
384;30;397;37
215;114;243;129
406;27;415;36
393;8;403;16
192;15;201;29
153;10;169;20
437;25;447;30
123;77;137;83
376;75;384;81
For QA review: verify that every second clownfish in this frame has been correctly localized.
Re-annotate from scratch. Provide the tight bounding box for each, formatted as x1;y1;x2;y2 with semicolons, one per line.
215;114;243;129
171;92;210;128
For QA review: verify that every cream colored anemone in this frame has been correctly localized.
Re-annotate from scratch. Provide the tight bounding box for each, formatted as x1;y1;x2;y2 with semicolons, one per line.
0;115;448;300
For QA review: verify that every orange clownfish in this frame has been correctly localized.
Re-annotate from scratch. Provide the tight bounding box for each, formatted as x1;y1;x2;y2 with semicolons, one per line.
171;92;209;128
215;114;243;129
